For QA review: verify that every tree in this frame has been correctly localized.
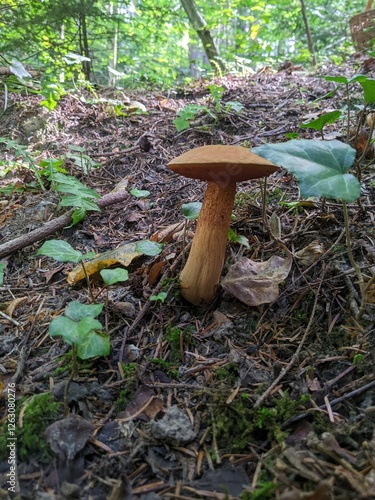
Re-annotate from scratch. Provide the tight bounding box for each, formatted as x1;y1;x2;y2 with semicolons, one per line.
180;0;226;74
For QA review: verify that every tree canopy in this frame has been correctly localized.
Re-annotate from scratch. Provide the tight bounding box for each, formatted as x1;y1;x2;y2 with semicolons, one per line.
0;0;368;87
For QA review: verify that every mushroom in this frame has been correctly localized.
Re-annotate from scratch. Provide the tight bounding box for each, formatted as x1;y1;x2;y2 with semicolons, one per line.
168;145;279;305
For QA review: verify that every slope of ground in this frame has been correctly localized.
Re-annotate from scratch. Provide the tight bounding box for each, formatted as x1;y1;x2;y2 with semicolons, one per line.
0;60;375;499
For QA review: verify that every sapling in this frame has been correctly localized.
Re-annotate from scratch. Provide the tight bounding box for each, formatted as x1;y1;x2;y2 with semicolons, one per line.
253;139;369;319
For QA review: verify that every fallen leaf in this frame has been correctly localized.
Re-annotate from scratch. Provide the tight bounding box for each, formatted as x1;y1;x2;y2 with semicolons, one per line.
67;242;143;285
45;415;94;463
147;260;166;286
150;222;184;242
295;241;324;266
5;297;27;317
222;255;292;306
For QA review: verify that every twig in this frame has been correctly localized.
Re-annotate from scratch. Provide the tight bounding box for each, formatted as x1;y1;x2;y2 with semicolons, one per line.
119;241;191;362
282;379;375;428
253;264;326;409
0;189;130;258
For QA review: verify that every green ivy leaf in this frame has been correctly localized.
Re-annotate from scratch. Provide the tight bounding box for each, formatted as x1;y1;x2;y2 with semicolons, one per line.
100;268;129;285
358;78;375;104
135;240;163;256
253;140;360;202
65;301;104;322
182;202;202;220
150;292;168;303
0;263;5;285
227;228;250;248
300;110;341;132
36;240;84;263
49;316;80;345
130;188;150;198
76;329;110;359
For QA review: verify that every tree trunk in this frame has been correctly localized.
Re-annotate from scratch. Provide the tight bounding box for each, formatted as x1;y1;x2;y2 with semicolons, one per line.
79;0;91;80
180;0;226;74
108;2;119;86
299;0;317;66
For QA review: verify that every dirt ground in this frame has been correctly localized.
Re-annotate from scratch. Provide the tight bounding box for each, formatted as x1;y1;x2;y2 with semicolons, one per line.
0;57;375;499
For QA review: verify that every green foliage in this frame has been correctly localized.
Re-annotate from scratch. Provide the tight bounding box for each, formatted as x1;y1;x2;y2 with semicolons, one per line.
241;481;276;500
227;228;250;248
253;139;360;202
0;262;5;285
100;268;129;286
135;240;163;256
0;0;368;91
300;110;342;135
164;324;194;362
0;393;62;462
130;188;151;198
49;301;110;360
37;239;95;263
182;202;202;220
173;104;214;132
150;292;168;303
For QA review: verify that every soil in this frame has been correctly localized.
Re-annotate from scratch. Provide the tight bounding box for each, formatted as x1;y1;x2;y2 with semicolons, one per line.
0;57;375;499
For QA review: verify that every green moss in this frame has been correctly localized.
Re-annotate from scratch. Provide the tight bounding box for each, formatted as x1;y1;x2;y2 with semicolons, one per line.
164;324;194;363
210;391;310;451
0;393;63;462
214;363;239;384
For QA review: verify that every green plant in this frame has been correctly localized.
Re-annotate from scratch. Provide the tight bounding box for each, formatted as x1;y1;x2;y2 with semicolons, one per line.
164;324;194;362
0;393;62;462
49;301;109;361
253;139;369;320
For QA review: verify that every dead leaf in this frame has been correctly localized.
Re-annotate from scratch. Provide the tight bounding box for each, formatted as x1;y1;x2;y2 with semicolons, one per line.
295;241;324;267
5;297;27;317
222;255;292;306
147;260;166;286
118;386;163;422
151;222;184;242
67;242;143;285
45;415;94;463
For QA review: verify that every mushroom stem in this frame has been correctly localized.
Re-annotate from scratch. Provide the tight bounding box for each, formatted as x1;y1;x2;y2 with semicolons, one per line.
180;181;236;304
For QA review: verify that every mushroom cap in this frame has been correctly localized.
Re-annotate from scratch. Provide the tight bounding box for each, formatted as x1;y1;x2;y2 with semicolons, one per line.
168;145;278;182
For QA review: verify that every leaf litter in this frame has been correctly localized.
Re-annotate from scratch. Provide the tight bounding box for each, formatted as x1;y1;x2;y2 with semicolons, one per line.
0;59;375;498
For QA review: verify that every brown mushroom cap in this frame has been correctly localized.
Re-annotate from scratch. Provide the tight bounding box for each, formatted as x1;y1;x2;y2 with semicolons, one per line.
168;145;279;182
167;145;279;305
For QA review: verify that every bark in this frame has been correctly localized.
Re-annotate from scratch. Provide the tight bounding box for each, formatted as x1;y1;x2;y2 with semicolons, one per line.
0;190;130;259
299;0;317;66
180;0;226;74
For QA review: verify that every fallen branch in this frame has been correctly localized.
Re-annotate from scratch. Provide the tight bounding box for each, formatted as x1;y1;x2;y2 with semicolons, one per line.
0;189;130;259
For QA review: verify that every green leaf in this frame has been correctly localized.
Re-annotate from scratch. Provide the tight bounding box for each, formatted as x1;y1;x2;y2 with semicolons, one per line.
150;292;168;303
173;116;190;132
0;263;5;285
130;188;150;198
59;195;101;211
253;140;360;202
323;75;349;84
76;329;110;360
224;101;244;113
49;316;80;344
70;208;87;225
65;301;104;322
181;202;202;220
300;110;341;132
227;228;250;248
358;78;375;104
135;240;163;256
36;240;83;263
100;268;129;285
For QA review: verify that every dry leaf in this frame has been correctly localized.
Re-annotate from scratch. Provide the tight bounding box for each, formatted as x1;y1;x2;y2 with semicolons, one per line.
5;297;27;317
295;241;324;267
222;255;292;306
147;260;166;286
150;222;184;242
67;242;143;285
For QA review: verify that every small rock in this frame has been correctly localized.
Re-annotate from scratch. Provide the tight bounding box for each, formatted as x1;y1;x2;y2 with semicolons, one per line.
151;405;196;446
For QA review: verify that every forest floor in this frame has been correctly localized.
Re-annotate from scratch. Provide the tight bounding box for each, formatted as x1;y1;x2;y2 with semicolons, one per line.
0;57;375;500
